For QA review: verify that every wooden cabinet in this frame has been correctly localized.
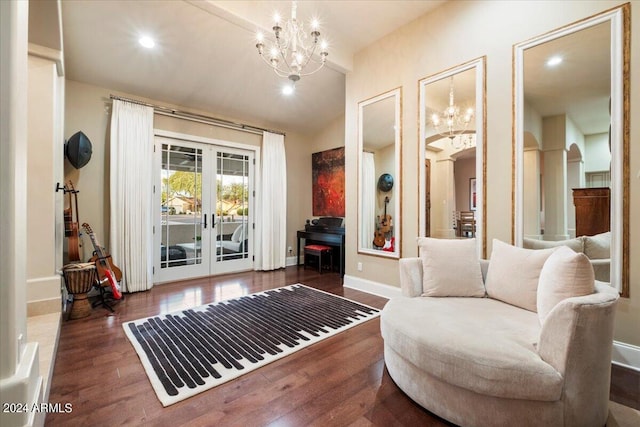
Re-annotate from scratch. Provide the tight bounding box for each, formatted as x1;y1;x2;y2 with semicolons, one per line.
573;187;610;237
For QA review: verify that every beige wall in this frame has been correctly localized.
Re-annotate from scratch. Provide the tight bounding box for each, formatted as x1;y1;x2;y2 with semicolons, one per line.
281;114;345;258
345;0;639;346
64;80;326;268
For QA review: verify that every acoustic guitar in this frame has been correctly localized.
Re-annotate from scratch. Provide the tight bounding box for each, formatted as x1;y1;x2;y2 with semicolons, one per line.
373;227;385;248
64;181;81;261
373;197;392;248
81;223;123;300
379;196;392;233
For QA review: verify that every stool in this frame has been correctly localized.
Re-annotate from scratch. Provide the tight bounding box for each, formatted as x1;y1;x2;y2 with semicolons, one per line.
304;244;333;273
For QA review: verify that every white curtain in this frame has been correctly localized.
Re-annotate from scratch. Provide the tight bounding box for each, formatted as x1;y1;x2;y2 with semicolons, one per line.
109;100;154;292
361;152;376;249
255;132;287;270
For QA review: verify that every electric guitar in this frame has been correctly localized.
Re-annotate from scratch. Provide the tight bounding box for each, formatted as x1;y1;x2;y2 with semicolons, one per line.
81;223;122;300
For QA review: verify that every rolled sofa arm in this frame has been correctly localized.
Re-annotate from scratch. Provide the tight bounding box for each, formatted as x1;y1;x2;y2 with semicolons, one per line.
537;283;618;425
399;257;423;297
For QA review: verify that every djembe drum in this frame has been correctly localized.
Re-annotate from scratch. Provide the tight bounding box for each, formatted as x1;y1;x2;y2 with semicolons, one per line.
62;263;98;319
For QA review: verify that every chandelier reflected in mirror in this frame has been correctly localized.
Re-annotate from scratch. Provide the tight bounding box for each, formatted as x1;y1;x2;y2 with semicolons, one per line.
255;1;329;90
431;76;474;149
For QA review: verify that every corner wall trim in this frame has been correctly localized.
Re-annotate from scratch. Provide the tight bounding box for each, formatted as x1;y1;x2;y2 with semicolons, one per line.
612;340;640;371
343;275;401;300
0;342;42;427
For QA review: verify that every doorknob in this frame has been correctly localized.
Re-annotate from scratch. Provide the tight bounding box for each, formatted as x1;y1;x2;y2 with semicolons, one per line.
204;214;207;229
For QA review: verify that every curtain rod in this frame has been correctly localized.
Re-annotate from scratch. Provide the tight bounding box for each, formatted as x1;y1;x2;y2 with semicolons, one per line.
109;94;285;136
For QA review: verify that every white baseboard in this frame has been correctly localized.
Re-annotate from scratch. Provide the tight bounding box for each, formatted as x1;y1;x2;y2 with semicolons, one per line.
285;256;301;267
612;341;640;371
343;274;401;300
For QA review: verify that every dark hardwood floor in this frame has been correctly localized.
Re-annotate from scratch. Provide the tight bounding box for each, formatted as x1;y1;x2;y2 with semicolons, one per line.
611;364;640;411
46;267;638;426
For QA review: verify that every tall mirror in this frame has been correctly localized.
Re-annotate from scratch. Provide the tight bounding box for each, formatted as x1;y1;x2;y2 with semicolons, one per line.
514;5;629;296
419;58;486;257
358;88;401;258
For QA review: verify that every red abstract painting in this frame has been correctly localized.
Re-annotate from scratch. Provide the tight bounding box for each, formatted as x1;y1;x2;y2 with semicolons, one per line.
312;147;345;217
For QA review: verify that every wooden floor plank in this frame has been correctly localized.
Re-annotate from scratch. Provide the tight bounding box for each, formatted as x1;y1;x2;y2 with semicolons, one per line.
46;267;638;426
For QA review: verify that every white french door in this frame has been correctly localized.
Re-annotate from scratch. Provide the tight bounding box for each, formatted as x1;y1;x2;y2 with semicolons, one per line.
154;135;255;283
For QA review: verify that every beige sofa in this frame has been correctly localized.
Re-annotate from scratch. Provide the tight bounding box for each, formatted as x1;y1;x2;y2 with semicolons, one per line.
380;238;619;427
523;232;610;282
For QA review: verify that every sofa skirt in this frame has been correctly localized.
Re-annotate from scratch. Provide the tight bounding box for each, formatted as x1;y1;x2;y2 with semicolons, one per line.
383;344;565;427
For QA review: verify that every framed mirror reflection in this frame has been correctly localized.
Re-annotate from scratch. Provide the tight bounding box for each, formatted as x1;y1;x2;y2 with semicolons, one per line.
419;57;486;258
513;4;629;296
358;88;402;258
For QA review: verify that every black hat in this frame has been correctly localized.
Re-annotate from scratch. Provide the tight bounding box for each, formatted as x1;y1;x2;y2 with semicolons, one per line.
65;131;92;169
377;173;394;192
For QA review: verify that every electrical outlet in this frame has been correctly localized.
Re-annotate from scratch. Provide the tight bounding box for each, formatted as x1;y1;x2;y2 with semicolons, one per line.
287;246;292;254
357;262;363;272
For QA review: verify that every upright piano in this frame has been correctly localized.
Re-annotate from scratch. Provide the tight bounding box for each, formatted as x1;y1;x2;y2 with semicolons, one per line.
297;217;345;277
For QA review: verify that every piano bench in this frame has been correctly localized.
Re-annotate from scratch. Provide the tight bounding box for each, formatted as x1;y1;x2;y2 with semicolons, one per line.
304;244;333;273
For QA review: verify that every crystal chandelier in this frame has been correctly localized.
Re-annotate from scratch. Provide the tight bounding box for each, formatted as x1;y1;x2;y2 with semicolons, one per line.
431;76;474;149
255;1;328;88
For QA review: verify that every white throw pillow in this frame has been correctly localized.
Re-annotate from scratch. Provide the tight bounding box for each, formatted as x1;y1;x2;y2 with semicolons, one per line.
537;246;595;323
417;237;485;297
485;239;556;312
583;231;611;259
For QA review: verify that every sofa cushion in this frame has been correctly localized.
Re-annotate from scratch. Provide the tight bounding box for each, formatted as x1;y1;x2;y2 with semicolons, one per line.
537;246;595;323
523;237;584;253
417;237;485;297
485;239;556;312
583;231;610;259
381;297;563;401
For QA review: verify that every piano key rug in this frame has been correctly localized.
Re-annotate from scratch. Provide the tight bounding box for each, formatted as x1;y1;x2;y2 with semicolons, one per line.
123;284;380;406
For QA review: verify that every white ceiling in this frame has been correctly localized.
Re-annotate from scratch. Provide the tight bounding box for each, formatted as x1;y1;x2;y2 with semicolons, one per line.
60;0;444;136
57;1;610;138
524;21;611;136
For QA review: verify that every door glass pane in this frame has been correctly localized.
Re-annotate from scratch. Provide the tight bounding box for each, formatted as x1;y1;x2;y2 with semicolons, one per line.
216;152;250;262
160;144;203;268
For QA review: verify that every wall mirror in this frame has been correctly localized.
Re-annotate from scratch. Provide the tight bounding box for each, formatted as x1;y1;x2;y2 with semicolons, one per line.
418;58;486;257
358;88;402;258
514;4;629;296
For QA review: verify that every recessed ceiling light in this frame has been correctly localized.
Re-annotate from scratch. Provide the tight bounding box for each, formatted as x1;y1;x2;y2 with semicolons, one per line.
139;36;155;49
546;56;562;67
282;83;295;96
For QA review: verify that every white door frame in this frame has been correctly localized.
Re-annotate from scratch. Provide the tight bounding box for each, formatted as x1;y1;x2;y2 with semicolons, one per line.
153;130;260;283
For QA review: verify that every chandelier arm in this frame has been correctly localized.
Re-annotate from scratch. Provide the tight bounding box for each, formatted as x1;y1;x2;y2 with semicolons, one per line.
296;62;325;77
272;37;296;76
258;53;294;78
294;42;322;74
279;50;296;75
